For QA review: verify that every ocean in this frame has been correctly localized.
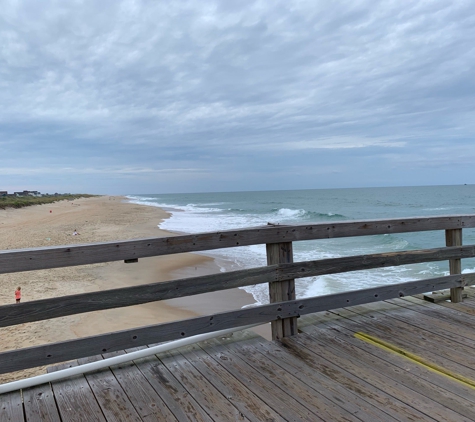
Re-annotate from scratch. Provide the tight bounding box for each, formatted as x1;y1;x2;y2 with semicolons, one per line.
127;185;475;306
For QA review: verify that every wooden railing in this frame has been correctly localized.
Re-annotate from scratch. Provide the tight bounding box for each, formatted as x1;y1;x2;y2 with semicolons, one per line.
1;215;475;376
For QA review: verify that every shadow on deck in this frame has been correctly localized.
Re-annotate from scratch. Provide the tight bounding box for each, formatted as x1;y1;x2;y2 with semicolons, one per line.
3;292;475;421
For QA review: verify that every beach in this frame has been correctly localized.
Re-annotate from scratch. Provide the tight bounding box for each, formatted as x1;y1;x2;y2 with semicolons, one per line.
0;195;261;383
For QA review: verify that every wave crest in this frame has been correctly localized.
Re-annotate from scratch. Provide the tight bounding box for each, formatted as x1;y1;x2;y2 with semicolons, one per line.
272;208;346;221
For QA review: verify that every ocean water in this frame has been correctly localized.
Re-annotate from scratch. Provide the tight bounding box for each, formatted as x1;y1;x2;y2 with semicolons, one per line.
127;185;475;305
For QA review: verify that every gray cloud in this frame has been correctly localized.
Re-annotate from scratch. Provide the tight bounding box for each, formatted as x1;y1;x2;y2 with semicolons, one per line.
1;0;474;193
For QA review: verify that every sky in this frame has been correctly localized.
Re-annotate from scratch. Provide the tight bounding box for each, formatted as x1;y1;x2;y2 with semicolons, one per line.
1;0;474;195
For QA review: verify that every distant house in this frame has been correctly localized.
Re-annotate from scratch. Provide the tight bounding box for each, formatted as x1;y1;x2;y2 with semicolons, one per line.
0;191;7;196
13;190;42;197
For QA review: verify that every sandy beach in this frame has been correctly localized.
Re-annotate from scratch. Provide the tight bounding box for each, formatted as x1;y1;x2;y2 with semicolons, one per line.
0;196;264;383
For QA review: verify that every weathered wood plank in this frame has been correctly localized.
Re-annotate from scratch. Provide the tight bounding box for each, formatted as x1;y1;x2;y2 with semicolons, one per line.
287;332;463;421
448;295;475;309
394;296;475;326
299;314;475;408
423;291;467;302
176;343;285;422
225;340;361;421
297;324;475;421
358;299;475;346
329;305;475;379
304;317;475;411
2;244;475;328
48;361;106;422
303;310;475;412
352;294;475;335
248;337;398;421
1;272;474;374
199;338;324;421
351;302;475;360
434;292;475;315
23;384;61;422
0;391;23;422
76;355;142;422
7;308;475;421
434;300;475;316
2;215;475;274
132;355;213;422
157;348;249;421
232;338;396;421
102;350;178;422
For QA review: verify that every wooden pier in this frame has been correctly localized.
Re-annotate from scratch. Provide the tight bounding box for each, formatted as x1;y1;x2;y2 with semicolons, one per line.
1;215;475;420
3;294;475;421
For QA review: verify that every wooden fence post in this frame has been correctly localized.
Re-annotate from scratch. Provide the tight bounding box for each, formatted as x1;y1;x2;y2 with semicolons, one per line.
446;228;463;302
266;242;298;340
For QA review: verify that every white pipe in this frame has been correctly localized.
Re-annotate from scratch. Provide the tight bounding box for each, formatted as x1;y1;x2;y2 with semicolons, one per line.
0;323;262;395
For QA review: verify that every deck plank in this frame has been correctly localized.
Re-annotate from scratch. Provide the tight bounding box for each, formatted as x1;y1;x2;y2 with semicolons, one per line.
299;317;475;421
103;350;178;422
226;338;376;422
0;390;23;422
341;302;475;374
77;355;142;422
200;336;323;421
324;306;475;380
7;298;475;421
203;331;386;422
131;354;214;421
246;335;399;422
177;342;285;422
23;384;60;422
48;361;106;422
355;299;475;343
282;332;435;421
289;330;471;422
387;296;475;338
417;290;475;315
157;347;249;421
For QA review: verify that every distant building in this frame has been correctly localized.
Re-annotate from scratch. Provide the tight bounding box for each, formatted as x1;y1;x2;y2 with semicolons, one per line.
0;191;7;196
13;190;42;197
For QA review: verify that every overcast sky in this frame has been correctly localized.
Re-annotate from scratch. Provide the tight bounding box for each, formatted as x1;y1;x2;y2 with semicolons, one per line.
1;0;474;195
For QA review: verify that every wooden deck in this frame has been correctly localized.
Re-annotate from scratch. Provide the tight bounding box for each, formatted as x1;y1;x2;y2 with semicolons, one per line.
4;293;475;421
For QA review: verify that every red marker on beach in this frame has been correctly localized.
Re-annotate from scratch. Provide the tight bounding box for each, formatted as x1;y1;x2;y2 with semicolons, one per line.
50;210;52;213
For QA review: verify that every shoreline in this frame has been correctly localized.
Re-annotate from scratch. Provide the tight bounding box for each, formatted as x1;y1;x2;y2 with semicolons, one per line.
0;195;268;383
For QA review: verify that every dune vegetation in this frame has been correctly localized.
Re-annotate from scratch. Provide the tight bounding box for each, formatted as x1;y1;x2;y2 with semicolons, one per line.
0;194;96;210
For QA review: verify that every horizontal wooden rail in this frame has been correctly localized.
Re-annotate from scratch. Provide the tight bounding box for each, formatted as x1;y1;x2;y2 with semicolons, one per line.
1;272;474;374
1;215;475;274
2;215;475;375
1;245;474;328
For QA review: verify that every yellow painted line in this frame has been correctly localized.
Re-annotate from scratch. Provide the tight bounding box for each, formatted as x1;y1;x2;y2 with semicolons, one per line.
355;331;475;389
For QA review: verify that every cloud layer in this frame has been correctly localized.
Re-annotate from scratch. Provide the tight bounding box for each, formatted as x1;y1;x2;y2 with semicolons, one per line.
1;0;474;194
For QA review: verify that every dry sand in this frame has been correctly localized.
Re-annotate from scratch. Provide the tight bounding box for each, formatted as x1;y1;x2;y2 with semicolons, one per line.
0;196;266;383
